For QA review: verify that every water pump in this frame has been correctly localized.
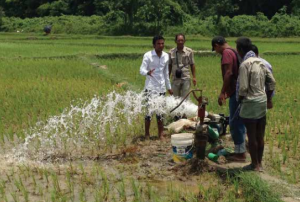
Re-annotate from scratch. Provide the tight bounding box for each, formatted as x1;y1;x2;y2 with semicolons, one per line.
170;89;209;160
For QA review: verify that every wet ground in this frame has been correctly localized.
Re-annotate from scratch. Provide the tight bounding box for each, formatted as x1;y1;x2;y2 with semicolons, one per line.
1;132;300;201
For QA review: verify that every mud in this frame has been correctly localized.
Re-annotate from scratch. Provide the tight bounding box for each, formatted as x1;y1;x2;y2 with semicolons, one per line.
1;132;300;201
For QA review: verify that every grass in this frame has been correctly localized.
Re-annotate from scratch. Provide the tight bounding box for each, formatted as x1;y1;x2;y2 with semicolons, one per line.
237;172;282;202
0;33;298;201
0;58;114;140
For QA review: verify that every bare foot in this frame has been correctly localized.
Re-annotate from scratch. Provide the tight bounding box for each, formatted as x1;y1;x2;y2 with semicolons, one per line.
259;164;264;172
158;133;166;141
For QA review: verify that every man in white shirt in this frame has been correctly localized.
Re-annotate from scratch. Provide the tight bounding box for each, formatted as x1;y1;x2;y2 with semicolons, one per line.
140;35;173;140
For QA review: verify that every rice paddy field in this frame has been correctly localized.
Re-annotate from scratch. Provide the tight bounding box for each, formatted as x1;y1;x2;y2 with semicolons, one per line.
0;32;300;201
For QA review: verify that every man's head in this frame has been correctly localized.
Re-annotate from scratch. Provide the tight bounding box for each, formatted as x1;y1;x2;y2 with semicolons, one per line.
236;37;252;58
153;35;165;53
252;44;259;56
211;36;226;54
175;33;185;49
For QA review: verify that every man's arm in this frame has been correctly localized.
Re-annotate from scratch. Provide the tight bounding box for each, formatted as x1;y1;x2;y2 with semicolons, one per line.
140;54;149;76
169;64;172;78
265;68;276;93
164;60;173;95
218;63;233;106
221;64;233;95
168;52;172;77
238;63;249;97
265;68;276;109
191;64;196;86
189;51;196;86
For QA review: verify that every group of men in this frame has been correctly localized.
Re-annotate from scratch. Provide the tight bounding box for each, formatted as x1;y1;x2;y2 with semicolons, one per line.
139;34;276;171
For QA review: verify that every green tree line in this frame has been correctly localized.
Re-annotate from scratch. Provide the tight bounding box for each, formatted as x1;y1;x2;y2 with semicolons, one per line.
1;0;300;18
1;0;300;36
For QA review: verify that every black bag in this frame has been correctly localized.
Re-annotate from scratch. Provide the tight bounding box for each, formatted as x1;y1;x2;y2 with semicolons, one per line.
175;69;182;78
175;51;182;79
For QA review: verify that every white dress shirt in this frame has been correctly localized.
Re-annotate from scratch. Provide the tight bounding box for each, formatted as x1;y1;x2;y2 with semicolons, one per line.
140;50;171;93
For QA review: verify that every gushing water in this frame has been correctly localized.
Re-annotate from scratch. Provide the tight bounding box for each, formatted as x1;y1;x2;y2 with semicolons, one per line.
8;91;198;163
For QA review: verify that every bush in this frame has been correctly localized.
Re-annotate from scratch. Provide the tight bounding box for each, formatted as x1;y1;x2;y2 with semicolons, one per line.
2;13;300;37
0;7;4;28
1;15;105;34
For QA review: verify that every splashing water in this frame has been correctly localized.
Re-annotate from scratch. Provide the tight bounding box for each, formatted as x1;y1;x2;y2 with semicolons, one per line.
8;91;198;163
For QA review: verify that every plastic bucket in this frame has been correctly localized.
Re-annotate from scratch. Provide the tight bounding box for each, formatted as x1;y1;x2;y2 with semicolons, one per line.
171;133;194;163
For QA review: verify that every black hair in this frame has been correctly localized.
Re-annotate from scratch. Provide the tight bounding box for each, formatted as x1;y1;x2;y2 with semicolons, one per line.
152;35;165;45
175;33;185;42
252;44;259;55
211;36;226;51
236;37;252;57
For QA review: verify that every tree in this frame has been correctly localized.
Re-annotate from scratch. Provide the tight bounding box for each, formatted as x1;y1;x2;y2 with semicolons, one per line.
37;0;70;16
200;0;238;24
0;6;4;28
291;0;300;15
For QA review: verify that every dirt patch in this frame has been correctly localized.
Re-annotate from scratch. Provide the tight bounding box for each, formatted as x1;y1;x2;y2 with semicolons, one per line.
1;132;299;201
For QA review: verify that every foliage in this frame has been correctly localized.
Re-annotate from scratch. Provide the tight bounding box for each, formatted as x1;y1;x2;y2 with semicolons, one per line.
0;6;4;27
37;0;70;16
200;0;239;24
1;15;105;34
3;12;300;37
291;0;300;15
0;0;299;36
102;0;187;35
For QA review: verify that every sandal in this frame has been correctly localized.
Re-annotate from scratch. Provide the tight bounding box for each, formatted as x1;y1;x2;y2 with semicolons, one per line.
242;164;260;172
226;155;246;162
242;164;255;171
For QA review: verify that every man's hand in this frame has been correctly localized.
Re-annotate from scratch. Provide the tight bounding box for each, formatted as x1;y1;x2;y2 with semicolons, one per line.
238;96;244;104
168;89;173;95
267;100;273;109
218;93;226;106
192;78;197;86
147;69;155;77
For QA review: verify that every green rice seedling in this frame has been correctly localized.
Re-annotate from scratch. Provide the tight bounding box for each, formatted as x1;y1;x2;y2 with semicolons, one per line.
79;186;87;202
66;170;74;195
269;137;274;158
19;182;29;202
283;145;288;164
0;180;7;201
131;178;141;202
237;172;281;202
51;189;58;202
116;176;126;202
13;177;21;192
233;178;240;198
31;173;37;190
51;172;61;196
278;133;282;149
11;191;20;202
5;173;11;183
272;153;282;174
101;172;110;201
44;170;49;185
38;185;44;197
94;189;102;202
145;183;154;201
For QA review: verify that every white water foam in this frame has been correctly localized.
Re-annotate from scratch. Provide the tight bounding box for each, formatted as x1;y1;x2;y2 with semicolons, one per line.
8;91;198;163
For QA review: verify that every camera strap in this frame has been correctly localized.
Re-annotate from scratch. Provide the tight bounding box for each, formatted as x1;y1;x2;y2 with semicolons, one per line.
175;51;183;70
